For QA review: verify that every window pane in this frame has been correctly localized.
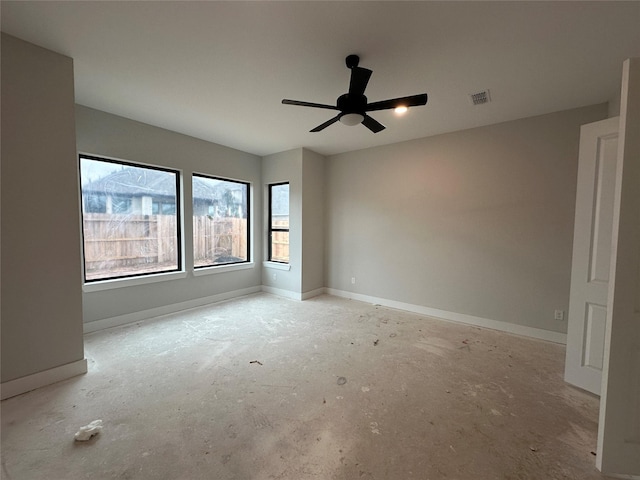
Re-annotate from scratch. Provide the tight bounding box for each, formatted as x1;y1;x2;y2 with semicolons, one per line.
269;183;289;263
193;175;249;267
80;156;181;281
271;231;289;263
270;183;289;229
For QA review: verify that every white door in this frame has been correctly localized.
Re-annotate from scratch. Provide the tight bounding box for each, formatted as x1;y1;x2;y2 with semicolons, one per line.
564;116;619;396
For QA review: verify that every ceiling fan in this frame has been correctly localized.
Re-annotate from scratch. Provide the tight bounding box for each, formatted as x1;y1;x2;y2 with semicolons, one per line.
282;54;428;133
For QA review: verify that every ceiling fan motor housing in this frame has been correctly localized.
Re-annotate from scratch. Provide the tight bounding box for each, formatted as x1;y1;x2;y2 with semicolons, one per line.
337;93;367;115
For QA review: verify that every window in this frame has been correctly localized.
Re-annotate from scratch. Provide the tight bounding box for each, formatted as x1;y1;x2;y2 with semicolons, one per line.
193;174;249;268
79;155;181;282
268;183;289;263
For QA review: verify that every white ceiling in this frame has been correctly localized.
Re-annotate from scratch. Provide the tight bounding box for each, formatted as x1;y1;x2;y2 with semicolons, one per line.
2;1;639;157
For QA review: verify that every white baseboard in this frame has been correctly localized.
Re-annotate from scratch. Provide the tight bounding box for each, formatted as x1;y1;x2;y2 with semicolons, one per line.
83;284;566;345
301;287;325;300
261;285;302;300
602;474;640;480
325;288;567;345
261;286;325;300
83;286;262;333
1;358;88;400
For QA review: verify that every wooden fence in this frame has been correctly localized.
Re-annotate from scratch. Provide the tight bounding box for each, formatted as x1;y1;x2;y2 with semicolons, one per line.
83;214;250;279
83;213;178;280
271;218;289;262
193;216;247;266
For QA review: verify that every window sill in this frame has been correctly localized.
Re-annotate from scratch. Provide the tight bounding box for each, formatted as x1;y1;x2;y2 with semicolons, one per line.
83;270;188;292
193;262;255;276
263;261;291;271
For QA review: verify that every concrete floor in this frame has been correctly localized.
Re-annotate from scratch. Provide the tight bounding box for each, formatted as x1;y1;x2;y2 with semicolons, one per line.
1;293;609;479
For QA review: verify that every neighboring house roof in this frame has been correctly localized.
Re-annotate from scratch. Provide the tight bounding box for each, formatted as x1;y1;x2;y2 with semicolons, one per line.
83;167;177;198
83;167;244;202
192;176;244;203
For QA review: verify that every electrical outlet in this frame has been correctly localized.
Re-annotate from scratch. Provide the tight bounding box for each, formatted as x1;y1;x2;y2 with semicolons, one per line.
351;277;356;284
272;273;277;281
554;310;564;321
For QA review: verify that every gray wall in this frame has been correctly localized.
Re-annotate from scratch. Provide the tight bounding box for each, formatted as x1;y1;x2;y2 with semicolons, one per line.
261;149;303;294
261;147;326;298
301;148;325;294
76;106;262;324
325;104;608;334
1;34;85;382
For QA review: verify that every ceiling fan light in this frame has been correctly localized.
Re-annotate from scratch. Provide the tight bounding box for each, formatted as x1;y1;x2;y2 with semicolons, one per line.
339;113;364;126
394;106;408;114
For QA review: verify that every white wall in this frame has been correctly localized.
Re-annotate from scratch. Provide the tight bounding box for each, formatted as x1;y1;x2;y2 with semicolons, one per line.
76;106;262;326
325;104;608;335
1;34;85;386
597;57;640;476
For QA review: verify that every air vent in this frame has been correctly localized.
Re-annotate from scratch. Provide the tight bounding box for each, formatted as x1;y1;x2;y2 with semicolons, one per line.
469;89;491;106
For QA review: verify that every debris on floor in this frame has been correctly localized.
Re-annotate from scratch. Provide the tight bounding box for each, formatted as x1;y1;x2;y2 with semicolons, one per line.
249;360;263;366
337;376;347;385
373;339;379;346
530;446;538;452
74;419;103;441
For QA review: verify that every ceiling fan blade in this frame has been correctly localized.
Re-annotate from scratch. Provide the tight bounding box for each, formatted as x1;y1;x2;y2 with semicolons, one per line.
362;114;385;133
349;67;373;96
365;93;428;112
282;99;339;111
310;114;341;132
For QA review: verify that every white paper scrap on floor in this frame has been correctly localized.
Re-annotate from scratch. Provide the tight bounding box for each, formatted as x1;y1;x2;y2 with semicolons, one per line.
74;419;103;441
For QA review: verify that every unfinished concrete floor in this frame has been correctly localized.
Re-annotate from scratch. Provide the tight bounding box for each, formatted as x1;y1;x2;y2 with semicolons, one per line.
2;293;607;479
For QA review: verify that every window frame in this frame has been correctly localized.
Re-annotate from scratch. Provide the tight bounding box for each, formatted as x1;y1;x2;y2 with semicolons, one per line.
268;182;290;264
79;153;183;284
192;173;251;269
